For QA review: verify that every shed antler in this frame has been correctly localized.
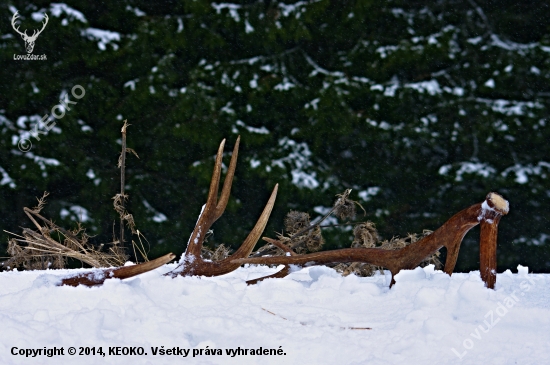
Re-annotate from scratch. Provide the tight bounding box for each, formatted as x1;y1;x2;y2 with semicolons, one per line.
166;136;278;277
234;192;508;289
54;137;275;287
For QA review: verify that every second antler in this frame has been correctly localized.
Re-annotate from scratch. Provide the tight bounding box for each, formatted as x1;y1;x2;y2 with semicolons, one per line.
234;192;509;289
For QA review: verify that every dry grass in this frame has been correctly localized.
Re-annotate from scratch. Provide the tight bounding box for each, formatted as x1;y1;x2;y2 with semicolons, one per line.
2;193;127;270
2;121;149;271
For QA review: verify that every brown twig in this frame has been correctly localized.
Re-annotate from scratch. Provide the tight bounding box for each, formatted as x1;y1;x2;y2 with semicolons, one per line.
119;120;128;249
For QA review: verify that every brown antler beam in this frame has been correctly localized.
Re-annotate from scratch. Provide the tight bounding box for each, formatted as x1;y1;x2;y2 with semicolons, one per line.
60;253;175;287
233;193;509;288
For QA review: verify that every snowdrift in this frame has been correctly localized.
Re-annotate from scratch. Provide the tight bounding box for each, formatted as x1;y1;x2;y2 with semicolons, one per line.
0;264;548;365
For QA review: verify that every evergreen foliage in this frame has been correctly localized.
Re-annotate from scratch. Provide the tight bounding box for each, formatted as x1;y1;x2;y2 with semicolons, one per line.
1;0;549;272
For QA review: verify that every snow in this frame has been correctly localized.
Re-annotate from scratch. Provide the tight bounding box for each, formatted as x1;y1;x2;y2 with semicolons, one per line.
244;20;254;34
501;162;550;184
142;199;168;223
439;162;496;181
0;264;548;364
0;165;16;188
123;80;137;91
211;3;241;22
484;79;495;88
60;205;91;222
48;3;87;23
357;187;380;202
278;2;310;17
273;78;295;91
81;28;120;51
272;137;318;189
234;120;270;135
405;80;442;95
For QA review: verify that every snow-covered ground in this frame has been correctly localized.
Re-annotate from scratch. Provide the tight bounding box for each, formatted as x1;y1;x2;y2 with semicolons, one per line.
0;264;548;365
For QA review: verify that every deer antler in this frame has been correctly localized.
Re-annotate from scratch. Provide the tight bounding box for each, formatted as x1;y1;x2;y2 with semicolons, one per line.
53;137;275;286
34;13;48;38
11;12;26;37
166;136;279;277
11;12;48;40
234;192;508;288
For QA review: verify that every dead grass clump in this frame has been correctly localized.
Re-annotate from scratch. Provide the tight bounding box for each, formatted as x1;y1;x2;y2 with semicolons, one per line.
2;120;150;272
201;244;232;261
2;193;127;271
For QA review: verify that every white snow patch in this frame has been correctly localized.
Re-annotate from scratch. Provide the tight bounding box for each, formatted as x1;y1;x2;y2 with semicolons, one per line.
484;79;495;88
0;265;548;364
439;162;496;181
142;199;168;223
48;3;87;23
81;28;120;51
124;80;137;91
235;120;270;135
405;80;442;95
501;162;550;184
273;78;295;91
211;3;241;22
272;137;318;189
0;165;16;188
244;20;254;33
358;187;380;202
60;205;91;222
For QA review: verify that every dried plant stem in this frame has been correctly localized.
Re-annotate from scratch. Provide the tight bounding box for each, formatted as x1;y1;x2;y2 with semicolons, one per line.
262;237;296;256
289;205;336;239
119;120;128;249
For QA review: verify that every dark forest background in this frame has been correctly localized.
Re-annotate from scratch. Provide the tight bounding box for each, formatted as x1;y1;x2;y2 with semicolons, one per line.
0;0;549;272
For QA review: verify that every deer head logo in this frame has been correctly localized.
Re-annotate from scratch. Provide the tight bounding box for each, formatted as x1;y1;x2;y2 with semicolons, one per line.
11;11;49;54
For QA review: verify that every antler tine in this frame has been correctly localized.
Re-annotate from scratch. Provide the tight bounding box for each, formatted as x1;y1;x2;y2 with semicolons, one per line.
182;138;235;259
33;13;48;38
11;11;25;36
205;139;226;211
214;135;240;219
479;192;509;289
59;253;176;287
172;183;278;277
